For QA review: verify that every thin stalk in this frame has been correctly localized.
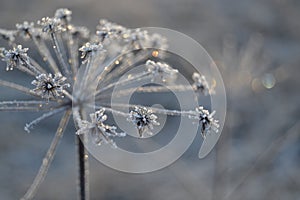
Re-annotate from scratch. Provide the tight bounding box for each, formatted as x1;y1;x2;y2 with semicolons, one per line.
50;32;71;77
76;135;89;200
96;84;193;100
21;110;71;200
32;36;60;73
95;71;152;96
75;108;90;200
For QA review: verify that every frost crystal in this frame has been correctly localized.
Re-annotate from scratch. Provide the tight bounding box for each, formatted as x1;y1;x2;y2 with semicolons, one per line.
0;45;29;71
129;106;160;137
31;73;70;99
76;108;126;147
192;72;214;96
146;60;178;83
194;106;219;138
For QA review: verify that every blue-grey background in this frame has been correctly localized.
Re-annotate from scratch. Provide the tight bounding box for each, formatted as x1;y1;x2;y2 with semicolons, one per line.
0;0;299;199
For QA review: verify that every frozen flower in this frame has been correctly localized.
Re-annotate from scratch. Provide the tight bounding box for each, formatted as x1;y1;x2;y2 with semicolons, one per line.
0;29;16;43
79;42;104;63
146;60;178;82
96;19;127;41
69;25;90;39
192;72;214;96
38;17;64;33
129;106;160;137
31;73;70;99
193;106;219;138
16;21;35;39
76;108;126;147
0;45;29;71
54;8;72;24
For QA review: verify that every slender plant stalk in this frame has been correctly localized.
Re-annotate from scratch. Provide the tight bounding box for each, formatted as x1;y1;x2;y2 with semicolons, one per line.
21;110;71;200
76;135;90;200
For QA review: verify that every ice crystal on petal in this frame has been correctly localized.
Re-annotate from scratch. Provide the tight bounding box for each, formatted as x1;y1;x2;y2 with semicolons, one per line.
0;45;29;71
193;106;219;138
129;106;160;137
192;72;214;96
76;108;126;147
31;73;70;99
146;60;178;83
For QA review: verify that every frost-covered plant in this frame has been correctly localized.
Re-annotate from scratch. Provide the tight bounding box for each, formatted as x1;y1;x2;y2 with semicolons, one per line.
0;8;219;200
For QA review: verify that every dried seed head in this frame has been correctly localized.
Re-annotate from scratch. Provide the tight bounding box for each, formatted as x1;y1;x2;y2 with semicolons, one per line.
96;19;127;41
0;45;29;71
16;21;35;39
38;17;64;33
146;60;178;83
0;29;16;43
76;108;126;147
129;106;160;137
31;73;70;99
69;25;90;39
194;106;219;138
192;72;214;96
54;8;72;24
79;42;104;63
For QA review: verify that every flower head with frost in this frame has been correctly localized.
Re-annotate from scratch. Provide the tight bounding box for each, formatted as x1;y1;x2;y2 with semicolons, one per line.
0;8;220;200
0;29;16;43
146;60;178;83
96;19;127;41
16;21;35;39
129;106;160;137
79;42;104;63
192;72;215;96
31;73;70;99
193;106;219;138
54;8;72;24
38;17;64;33
76;108;126;147
0;45;29;71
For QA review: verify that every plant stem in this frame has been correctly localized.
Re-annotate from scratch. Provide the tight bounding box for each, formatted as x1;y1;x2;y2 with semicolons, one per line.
76;135;89;200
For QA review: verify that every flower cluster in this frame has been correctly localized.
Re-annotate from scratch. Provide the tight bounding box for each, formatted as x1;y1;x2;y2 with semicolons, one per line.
31;73;70;100
146;60;178;83
76;108;126;147
129;106;160;137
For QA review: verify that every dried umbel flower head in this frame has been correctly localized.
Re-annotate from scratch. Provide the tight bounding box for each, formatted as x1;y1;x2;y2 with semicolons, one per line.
79;42;104;63
193;106;219;138
0;8;220;200
129;106;160;137
16;21;35;39
146;60;178;83
76;108;126;147
0;28;16;43
31;73;70;99
1;45;29;71
38;17;65;33
54;8;72;24
192;72;215;96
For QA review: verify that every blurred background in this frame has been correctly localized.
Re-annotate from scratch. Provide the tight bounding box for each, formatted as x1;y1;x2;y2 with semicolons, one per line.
0;0;299;199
